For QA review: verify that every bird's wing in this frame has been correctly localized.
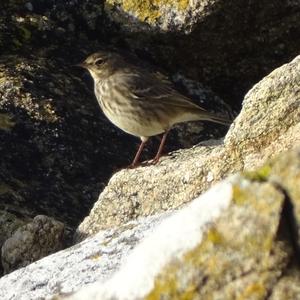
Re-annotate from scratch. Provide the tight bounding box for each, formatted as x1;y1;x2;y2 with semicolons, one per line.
114;70;207;112
111;70;231;126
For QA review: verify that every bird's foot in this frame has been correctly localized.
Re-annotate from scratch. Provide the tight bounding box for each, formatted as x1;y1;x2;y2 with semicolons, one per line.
127;162;140;169
143;155;161;166
127;155;162;169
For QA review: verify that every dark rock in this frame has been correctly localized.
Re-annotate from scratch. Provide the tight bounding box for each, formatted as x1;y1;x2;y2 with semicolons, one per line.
1;215;65;274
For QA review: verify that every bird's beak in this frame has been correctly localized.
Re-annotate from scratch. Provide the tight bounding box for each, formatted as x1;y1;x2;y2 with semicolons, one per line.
73;62;87;68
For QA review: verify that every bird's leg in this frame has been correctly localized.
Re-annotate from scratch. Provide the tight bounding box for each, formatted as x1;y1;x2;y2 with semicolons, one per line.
151;130;170;165
129;139;147;168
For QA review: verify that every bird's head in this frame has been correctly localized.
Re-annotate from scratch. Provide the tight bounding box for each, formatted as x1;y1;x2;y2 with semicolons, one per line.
76;51;123;80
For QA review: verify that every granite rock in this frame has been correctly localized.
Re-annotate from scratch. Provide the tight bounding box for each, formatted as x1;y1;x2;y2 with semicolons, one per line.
0;147;299;299
0;0;300;286
77;55;300;239
58;148;300;299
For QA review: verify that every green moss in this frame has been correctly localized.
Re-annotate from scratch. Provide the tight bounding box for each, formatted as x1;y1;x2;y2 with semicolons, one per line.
107;0;189;23
12;38;22;47
18;25;32;41
11;25;32;48
244;164;272;182
0;113;15;131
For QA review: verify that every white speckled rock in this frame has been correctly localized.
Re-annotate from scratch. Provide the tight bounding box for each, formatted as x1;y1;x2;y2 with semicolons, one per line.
0;213;166;300
57;148;300;299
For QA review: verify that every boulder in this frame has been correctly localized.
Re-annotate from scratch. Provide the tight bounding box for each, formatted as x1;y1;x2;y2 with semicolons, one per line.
0;0;231;231
104;0;300;106
1;215;65;274
0;147;299;299
77;55;300;239
0;0;300;288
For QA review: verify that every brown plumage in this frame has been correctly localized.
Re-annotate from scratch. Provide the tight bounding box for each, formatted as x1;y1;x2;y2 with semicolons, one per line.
78;51;231;167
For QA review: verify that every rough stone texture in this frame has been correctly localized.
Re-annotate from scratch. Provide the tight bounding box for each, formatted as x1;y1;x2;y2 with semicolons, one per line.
0;1;232;231
268;149;300;249
270;267;300;300
56;149;300;299
104;0;300;107
2;0;299;109
77;55;300;239
144;181;289;300
0;211;29;247
225;55;300;169
0;0;299;242
0;148;297;299
0;53;131;228
0;213;166;300
1;215;65;274
1;0;300;284
0;0;105;55
0;211;29;275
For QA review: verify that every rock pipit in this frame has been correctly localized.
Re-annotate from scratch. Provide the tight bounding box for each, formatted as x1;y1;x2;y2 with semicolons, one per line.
77;51;231;167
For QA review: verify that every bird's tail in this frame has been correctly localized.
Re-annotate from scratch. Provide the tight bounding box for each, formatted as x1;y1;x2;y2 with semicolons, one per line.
204;112;232;126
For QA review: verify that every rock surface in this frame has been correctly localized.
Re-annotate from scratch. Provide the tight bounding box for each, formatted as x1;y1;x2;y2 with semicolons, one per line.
0;210;29;274
0;53;131;229
0;213;166;300
55;148;300;299
0;0;231;232
0;148;299;299
1;0;299;109
1;215;65;274
105;0;300;107
1;0;300;291
77;55;300;239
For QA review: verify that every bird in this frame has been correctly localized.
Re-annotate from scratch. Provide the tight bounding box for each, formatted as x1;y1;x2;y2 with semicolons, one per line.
77;50;231;168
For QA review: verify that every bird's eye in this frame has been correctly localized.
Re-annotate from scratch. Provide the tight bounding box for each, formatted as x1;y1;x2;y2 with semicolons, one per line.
95;59;104;66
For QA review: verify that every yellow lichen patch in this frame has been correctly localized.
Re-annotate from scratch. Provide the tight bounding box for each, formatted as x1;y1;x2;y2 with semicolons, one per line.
100;237;113;246
146;267;202;300
206;227;224;245
146;228;226;299
232;185;248;205
242;234;274;256
244;164;272;182
146;265;179;300
183;228;228;275
145;176;287;299
87;253;102;261
0;113;15;131
107;0;189;23
237;282;266;300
